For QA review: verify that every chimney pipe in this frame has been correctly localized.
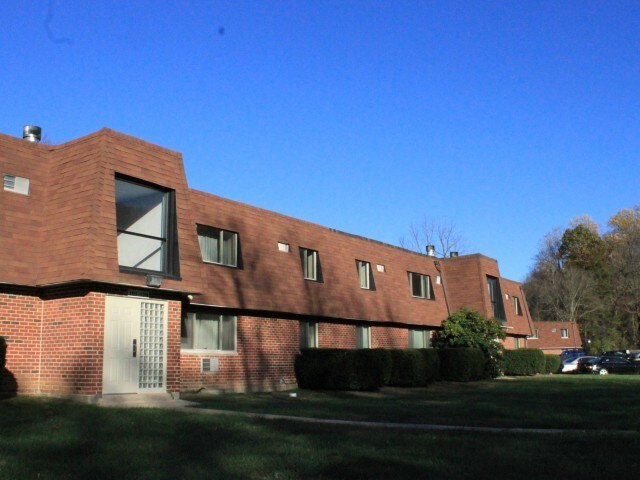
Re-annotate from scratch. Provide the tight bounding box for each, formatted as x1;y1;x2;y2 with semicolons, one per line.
23;125;42;143
426;245;435;257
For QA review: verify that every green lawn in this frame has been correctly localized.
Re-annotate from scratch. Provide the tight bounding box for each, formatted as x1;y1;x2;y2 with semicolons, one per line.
184;375;640;430
1;376;639;479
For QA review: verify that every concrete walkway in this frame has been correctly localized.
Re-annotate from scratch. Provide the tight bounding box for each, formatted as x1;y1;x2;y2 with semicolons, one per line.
96;393;638;436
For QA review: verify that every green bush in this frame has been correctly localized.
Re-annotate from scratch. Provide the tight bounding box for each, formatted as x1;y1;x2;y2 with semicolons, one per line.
294;348;389;391
0;336;6;371
387;349;427;387
544;354;562;374
437;348;485;382
502;349;545;376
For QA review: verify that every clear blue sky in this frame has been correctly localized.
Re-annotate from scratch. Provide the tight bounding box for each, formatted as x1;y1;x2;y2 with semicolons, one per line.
2;1;639;281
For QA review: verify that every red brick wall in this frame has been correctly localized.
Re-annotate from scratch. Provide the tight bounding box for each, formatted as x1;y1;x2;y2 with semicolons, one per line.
1;291;182;397
0;293;42;394
180;315;300;392
373;325;410;348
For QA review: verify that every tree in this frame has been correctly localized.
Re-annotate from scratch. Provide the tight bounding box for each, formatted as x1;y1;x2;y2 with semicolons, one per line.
399;217;465;257
432;308;506;378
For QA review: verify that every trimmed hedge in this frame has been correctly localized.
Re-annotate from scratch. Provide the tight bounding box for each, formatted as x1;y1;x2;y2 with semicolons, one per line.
419;348;440;385
294;348;391;391
387;349;427;387
503;348;545;376
437;348;485;382
544;354;562;374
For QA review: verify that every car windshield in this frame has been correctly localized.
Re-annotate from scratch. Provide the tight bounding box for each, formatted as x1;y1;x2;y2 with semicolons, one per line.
579;358;598;365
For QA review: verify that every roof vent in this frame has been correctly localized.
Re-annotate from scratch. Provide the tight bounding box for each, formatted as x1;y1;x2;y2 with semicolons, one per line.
450;251;459;258
426;245;436;257
23;125;42;143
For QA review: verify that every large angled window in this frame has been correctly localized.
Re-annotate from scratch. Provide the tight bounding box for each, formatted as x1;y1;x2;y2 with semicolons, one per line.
487;276;506;321
115;176;179;276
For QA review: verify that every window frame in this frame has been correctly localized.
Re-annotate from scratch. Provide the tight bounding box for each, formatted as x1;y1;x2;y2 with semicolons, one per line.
408;329;432;349
356;260;372;290
513;296;523;316
300;247;319;281
356;325;371;349
408;272;433;300
299;321;318;349
197;224;239;267
115;175;180;278
561;328;569;339
487;276;506;321
181;312;237;353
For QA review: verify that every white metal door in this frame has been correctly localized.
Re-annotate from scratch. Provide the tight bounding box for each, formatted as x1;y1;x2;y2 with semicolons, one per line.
103;296;167;394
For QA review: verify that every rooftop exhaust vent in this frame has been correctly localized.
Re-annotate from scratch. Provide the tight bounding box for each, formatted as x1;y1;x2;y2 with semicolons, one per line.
23;125;42;143
426;245;436;257
450;251;459;258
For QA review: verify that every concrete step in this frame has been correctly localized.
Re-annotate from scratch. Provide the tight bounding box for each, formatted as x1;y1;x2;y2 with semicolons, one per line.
97;393;197;409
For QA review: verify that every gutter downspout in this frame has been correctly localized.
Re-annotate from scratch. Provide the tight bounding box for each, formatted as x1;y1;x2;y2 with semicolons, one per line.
434;260;451;317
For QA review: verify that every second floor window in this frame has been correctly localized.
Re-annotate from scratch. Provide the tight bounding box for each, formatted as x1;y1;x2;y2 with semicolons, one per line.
561;328;569;339
115;176;179;276
487;276;506;321
197;225;238;267
300;248;319;281
513;296;523;316
409;272;433;299
356;260;372;289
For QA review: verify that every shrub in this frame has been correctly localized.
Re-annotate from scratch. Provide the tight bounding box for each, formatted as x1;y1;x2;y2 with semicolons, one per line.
438;348;485;382
387;349;427;387
432;308;505;378
0;336;6;371
294;348;388;391
544;354;562;374
502;348;545;376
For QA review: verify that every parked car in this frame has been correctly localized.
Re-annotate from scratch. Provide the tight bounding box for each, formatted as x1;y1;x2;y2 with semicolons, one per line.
589;356;640;375
576;356;600;374
560;349;586;361
561;356;596;373
601;350;628;358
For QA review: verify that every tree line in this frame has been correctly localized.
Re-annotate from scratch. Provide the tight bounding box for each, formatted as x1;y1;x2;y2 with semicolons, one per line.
523;207;640;353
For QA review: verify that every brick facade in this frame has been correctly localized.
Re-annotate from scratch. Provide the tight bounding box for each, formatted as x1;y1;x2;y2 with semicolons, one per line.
1;128;536;397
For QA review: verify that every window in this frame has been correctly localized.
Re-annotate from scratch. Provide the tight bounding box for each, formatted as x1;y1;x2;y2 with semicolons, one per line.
513;296;523;316
300;248;319;281
278;242;290;253
356;326;370;349
181;313;236;351
408;329;432;349
197;225;238;267
409;272;433;299
530;329;539;339
487;276;506;320
115;176;178;276
561;328;569;339
3;174;29;195
299;321;318;348
356;260;372;290
376;264;385;273
514;337;521;349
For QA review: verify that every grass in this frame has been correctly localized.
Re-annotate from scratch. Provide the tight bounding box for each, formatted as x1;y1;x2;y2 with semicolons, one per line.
0;376;639;479
184;375;640;430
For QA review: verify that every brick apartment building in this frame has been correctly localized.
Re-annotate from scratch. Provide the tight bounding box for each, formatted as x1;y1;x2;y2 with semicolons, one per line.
526;321;583;355
0;127;533;400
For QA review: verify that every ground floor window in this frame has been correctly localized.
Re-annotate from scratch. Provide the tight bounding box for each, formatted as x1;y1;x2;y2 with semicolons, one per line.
356;325;370;349
181;313;236;351
299;321;318;348
408;329;432;349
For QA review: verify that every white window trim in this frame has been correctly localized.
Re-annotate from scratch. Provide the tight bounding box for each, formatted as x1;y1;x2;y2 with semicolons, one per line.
561;329;569;339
